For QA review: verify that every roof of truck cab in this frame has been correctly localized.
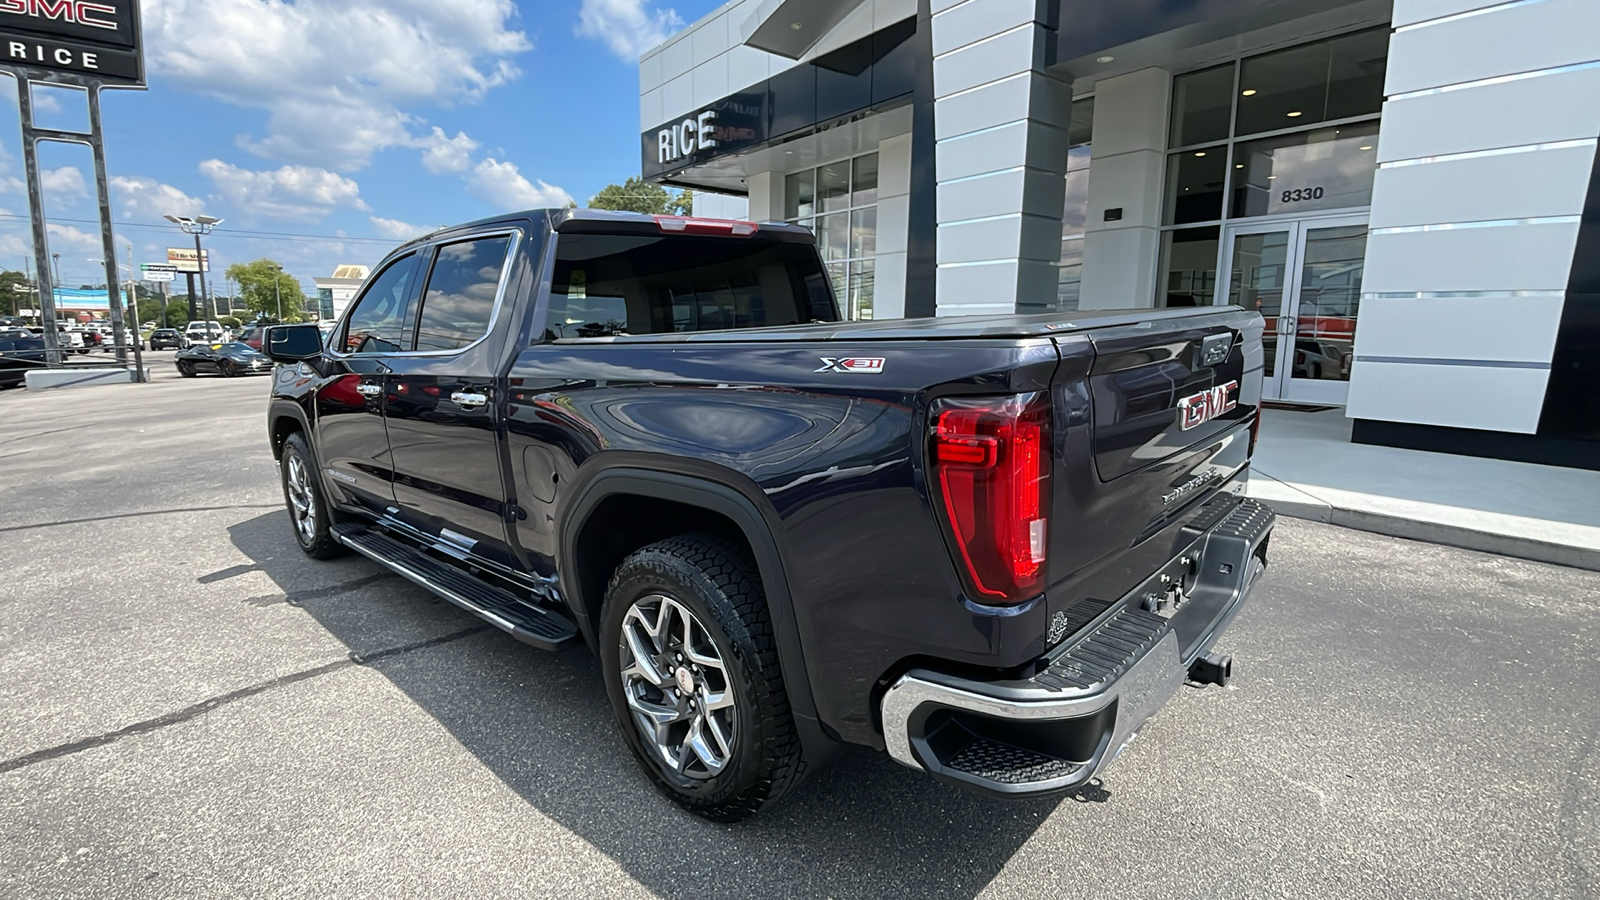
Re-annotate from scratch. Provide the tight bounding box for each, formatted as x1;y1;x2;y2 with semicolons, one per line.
389;208;815;254
552;306;1258;344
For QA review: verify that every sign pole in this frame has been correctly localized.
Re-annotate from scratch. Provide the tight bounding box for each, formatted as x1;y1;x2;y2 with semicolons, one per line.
85;84;135;376
17;78;61;367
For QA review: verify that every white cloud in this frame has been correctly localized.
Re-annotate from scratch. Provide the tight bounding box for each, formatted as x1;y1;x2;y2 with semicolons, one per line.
144;0;531;170
40;166;84;199
577;0;684;60
413;127;480;174
467;159;573;210
200;160;370;222
370;216;432;241
109;176;207;221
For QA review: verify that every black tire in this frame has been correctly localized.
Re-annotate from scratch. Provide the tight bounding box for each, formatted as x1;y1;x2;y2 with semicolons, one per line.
177;362;196;377
600;533;804;822
280;431;344;559
219;360;236;378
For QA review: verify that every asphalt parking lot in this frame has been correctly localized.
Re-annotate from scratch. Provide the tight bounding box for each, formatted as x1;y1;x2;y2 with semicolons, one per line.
1;368;1596;899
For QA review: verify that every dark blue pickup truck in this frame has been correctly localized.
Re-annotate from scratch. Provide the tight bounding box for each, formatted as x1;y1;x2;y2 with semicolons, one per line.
262;208;1274;821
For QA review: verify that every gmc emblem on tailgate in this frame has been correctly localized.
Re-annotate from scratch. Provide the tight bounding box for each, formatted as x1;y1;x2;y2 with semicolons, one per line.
1178;380;1239;430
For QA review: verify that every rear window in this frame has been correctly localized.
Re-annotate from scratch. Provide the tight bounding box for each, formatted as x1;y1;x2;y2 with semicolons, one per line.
544;234;837;340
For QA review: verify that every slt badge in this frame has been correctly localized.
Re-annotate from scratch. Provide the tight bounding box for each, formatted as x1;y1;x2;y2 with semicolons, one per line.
816;357;885;374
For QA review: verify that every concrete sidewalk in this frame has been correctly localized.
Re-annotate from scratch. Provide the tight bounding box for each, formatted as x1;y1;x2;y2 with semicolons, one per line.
1247;407;1600;571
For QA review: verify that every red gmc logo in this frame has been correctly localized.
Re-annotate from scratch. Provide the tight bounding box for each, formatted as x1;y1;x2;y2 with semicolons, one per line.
1178;380;1238;430
0;0;119;31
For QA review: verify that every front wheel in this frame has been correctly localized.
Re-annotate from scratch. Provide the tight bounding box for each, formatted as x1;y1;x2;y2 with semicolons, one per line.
600;534;804;822
280;431;344;559
177;362;196;378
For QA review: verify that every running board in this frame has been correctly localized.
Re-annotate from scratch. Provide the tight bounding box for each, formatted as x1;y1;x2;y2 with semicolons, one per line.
332;523;580;652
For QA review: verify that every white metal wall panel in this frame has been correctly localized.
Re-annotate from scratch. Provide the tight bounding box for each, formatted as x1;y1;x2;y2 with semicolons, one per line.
1368;142;1599;228
1364;222;1583;293
1386;0;1600;95
1345;361;1552;432
1354;295;1567;361
1375;66;1600;163
1392;0;1517;28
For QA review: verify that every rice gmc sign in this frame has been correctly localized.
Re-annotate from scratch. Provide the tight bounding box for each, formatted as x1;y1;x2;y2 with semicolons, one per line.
0;0;142;85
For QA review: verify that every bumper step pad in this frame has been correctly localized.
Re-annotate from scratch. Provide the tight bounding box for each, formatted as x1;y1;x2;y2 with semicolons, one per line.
332;523;579;651
1036;607;1172;692
945;737;1085;785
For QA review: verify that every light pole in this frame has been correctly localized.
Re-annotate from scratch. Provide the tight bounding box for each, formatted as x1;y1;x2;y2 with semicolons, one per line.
164;214;223;325
268;262;284;322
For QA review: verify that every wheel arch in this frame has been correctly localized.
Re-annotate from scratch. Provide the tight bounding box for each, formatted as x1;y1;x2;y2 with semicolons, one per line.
559;458;841;761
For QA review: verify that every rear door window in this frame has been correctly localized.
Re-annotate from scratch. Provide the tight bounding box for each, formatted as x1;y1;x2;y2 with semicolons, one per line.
413;235;513;352
545;234;837;340
341;253;421;354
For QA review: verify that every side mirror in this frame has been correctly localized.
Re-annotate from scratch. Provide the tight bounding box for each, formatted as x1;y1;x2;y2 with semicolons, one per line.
264;323;324;362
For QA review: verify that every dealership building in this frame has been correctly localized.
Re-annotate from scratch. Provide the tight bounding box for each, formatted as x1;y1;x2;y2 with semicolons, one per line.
638;0;1599;469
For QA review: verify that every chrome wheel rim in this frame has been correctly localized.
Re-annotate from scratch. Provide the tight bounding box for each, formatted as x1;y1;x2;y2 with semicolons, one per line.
619;594;737;779
285;453;317;545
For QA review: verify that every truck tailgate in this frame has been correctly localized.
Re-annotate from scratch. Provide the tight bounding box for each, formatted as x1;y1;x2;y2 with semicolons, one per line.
1044;307;1264;589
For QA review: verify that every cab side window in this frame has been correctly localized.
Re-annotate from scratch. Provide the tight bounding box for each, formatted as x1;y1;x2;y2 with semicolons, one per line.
341;254;421;354
413;235;512;352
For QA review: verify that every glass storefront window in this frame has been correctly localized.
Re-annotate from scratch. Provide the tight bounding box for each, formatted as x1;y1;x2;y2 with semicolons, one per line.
1230;122;1379;218
1156;27;1388;307
1163;146;1228;225
1169;64;1234;148
1235;27;1388;136
849;261;875;320
852;154;879;207
1159;226;1220;308
818;162;851;213
789;152;879;319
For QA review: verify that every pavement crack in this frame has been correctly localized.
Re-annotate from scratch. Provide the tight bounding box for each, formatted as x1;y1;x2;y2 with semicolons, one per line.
243;572;400;608
0;625;490;775
0;505;282;534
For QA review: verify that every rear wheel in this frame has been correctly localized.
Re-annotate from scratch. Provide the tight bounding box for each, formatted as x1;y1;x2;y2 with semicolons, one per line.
219;360;236;378
600;533;803;822
280;431;343;559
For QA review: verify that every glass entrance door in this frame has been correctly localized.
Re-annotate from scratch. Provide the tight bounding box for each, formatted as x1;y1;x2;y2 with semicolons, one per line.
1217;215;1367;404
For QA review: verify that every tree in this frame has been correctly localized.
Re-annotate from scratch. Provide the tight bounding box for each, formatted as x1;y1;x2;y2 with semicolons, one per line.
226;258;307;322
589;177;693;216
134;296;167;327
163;300;191;328
0;270;32;317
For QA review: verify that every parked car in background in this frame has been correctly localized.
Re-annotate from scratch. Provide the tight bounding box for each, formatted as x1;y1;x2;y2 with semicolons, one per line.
0;315;27;329
0;336;47;388
0;326;29;341
185;321;227;344
236;325;265;350
148;328;186;350
175;341;273;377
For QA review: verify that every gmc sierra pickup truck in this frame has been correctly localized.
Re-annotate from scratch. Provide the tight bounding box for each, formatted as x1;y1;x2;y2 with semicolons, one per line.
262;208;1274;821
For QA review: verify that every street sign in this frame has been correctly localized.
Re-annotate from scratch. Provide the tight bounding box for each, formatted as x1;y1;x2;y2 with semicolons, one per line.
141;263;176;282
0;0;145;87
166;248;210;273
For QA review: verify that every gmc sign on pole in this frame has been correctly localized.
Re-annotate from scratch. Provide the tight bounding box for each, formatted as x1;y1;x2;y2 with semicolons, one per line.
0;0;143;86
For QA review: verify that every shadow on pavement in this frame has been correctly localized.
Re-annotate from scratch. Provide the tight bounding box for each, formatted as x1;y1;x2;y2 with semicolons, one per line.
228;511;1076;900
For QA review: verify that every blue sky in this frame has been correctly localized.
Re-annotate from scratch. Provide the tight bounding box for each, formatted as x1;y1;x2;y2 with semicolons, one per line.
0;0;723;295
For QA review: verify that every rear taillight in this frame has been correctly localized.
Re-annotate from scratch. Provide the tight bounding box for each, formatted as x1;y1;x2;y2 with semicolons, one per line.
929;392;1051;604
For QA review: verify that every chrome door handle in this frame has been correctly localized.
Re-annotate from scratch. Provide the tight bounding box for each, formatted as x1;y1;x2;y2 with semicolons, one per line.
356;383;382;396
451;391;488;409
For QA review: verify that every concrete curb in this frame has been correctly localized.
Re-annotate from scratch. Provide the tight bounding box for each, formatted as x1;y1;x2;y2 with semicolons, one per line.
1259;496;1600;573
